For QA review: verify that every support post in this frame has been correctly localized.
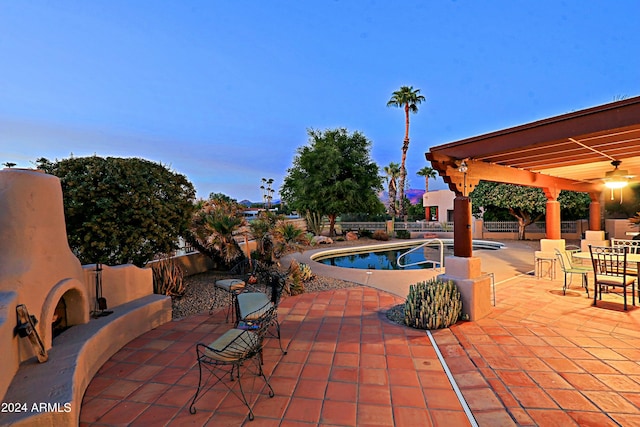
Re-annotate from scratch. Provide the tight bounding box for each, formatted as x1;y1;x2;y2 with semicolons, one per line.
545;200;561;239
589;196;601;231
453;196;472;258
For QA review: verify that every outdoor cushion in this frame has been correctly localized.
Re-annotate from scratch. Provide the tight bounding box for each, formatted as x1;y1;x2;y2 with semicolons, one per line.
594;274;635;286
237;293;272;321
215;279;245;292
203;328;258;362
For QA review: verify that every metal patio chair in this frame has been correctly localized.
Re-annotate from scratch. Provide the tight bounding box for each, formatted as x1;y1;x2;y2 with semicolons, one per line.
589;245;637;311
555;248;590;297
189;305;277;421
236;271;288;355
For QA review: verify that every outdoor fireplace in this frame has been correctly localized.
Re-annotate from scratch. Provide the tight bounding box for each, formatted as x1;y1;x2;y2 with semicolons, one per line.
0;168;171;426
0;169;89;393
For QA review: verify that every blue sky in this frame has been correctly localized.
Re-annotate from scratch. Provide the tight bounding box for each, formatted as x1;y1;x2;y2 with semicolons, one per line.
1;1;638;201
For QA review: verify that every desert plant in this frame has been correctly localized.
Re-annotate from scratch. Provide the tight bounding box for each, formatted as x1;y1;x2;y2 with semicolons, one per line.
404;279;462;329
305;211;324;235
395;230;411;239
358;228;374;238
298;262;313;281
286;259;306;296
372;230;389;241
151;257;185;297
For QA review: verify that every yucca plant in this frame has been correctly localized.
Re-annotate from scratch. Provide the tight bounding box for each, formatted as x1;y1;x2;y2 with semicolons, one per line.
152;258;185;297
404;279;462;329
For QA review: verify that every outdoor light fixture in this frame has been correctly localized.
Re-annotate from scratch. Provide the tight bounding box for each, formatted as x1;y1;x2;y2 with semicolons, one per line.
603;160;630;201
457;160;468;174
457;160;468;196
604;160;629;189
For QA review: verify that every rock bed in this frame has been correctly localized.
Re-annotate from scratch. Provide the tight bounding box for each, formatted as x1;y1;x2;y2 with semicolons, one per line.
172;269;360;320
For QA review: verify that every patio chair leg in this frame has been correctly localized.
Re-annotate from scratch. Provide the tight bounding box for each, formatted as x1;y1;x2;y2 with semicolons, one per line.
582;274;589;298
189;352;206;414
274;318;287;355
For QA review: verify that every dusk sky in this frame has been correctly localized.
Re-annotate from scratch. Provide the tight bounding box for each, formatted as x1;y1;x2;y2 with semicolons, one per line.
1;1;638;202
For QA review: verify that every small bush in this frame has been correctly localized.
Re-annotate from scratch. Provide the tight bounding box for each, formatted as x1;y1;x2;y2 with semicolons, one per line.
372;230;389;241
395;230;411;239
286;259;311;296
404;279;462;329
151;258;185;297
358;228;373;238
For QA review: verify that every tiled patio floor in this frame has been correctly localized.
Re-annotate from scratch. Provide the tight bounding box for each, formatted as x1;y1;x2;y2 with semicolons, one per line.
434;274;640;427
80;274;640;426
80;287;471;426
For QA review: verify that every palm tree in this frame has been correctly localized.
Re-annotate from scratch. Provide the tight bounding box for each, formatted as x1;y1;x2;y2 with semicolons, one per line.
416;166;437;193
387;86;426;218
384;162;401;218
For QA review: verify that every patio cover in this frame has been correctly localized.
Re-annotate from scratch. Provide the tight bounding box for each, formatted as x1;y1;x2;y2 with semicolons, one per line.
425;96;640;255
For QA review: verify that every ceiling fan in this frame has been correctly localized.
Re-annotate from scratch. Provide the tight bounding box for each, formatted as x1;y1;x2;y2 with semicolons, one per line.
602;160;635;201
567;138;636;200
604;160;633;189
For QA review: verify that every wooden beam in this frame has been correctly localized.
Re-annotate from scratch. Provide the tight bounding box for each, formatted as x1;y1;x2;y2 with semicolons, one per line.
427;153;602;194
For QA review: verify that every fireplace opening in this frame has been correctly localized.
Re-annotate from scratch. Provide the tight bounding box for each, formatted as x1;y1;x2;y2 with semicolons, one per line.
52;296;69;338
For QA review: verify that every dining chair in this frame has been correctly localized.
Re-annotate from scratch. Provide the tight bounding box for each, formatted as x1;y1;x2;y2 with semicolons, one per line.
589;245;637;311
555;248;590;297
189;305;277;421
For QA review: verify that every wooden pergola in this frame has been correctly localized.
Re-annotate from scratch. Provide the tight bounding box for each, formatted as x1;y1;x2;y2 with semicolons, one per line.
426;96;640;257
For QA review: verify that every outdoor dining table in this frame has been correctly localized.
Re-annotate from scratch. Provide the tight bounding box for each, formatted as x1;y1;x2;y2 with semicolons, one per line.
572;250;640;306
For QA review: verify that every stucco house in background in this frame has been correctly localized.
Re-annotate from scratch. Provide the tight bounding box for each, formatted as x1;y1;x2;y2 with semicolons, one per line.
422;189;455;222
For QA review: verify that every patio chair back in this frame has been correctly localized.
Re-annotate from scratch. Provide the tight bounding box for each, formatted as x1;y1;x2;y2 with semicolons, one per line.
611;238;640;254
555;249;573;271
588;245;636;310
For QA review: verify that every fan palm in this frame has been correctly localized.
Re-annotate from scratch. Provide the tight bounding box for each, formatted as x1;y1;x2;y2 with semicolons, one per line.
417;166;437;193
387;86;426;217
384;162;401;218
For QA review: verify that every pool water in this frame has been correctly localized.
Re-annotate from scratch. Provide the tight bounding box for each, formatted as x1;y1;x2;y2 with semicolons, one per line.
314;240;503;271
316;246;443;270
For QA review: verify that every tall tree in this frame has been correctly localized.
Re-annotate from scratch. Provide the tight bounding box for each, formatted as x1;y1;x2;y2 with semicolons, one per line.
281;128;384;236
387;85;426;218
384;162;401;218
416;166;437;193
37;156;196;267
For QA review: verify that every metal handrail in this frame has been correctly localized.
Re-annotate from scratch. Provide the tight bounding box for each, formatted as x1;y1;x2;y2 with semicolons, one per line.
397;239;444;270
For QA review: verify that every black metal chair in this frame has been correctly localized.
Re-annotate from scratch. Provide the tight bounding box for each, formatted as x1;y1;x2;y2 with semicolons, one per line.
189;306;276;421
589;245;637;310
236;271;288;355
210;259;268;321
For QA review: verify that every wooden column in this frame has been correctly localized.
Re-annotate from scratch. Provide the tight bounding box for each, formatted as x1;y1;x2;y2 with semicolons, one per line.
589;194;601;231
545;200;561;239
453;196;472;258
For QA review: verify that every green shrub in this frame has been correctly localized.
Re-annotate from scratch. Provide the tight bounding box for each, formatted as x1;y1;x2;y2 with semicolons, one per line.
358;228;373;238
404;279;462;329
372;230;389;241
395;230;411;239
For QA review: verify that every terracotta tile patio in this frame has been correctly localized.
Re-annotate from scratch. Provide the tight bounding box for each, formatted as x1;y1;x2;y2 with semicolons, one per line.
80;273;640;426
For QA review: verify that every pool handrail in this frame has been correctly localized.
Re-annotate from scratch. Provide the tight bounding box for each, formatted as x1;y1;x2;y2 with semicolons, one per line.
397;238;444;271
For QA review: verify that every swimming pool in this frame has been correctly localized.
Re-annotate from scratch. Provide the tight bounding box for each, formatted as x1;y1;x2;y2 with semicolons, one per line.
311;239;504;271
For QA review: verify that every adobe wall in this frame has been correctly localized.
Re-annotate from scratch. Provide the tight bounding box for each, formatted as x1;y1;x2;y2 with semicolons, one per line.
0;169;88;401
